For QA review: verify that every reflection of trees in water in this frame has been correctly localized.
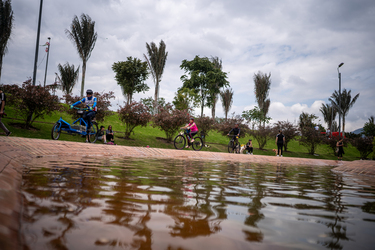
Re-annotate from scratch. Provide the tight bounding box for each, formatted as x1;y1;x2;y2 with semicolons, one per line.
22;166;103;249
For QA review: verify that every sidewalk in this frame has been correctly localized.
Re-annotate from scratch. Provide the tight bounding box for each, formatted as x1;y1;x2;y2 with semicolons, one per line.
0;136;374;250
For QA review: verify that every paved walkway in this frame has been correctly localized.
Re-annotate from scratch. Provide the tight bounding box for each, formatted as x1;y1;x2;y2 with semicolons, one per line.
0;137;374;250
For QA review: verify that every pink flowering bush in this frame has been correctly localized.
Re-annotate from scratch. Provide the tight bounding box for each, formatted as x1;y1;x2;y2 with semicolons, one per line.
118;101;152;139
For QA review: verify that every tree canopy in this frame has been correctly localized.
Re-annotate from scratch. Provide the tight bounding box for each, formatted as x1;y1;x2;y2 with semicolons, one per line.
112;57;149;105
180;56;228;117
0;0;14;82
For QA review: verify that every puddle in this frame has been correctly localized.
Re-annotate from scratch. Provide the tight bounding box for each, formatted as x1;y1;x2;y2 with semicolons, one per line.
21;158;375;249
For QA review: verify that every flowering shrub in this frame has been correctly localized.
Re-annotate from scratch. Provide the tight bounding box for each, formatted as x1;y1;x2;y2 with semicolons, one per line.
152;104;190;141
3;79;61;128
215;115;250;138
350;136;373;159
272;121;299;152
118;101;152;139
195;116;216;139
64;91;115;122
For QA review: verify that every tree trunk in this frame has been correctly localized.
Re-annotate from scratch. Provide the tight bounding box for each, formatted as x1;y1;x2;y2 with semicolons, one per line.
211;94;217;119
0;55;3;82
81;60;87;98
154;79;159;114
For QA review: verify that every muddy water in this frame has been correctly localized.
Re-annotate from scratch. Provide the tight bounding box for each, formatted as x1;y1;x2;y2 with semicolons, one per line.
21;158;375;250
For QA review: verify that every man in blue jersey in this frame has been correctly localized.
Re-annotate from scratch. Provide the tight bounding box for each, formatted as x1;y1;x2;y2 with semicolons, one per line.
70;89;97;142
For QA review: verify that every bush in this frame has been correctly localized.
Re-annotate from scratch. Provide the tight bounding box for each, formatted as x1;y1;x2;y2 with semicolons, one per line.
195;116;216;140
4;79;61;128
215;115;250;138
118;101;152;139
64;91;115;123
250;125;273;150
299;126;325;155
152;104;190;141
273;121;298;152
350;136;374;159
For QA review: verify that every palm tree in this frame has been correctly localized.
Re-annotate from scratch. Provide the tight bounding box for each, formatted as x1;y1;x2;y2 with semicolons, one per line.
220;88;233;120
253;71;271;125
0;0;14;82
329;89;360;133
65;13;97;97
143;40;168;111
319;103;337;130
210;56;222;119
55;63;80;103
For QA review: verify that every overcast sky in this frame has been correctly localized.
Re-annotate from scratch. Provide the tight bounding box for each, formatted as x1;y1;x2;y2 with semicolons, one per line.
2;0;375;132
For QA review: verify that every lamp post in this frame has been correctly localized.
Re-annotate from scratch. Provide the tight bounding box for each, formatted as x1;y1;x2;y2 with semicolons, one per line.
337;62;344;137
43;37;51;87
32;0;44;86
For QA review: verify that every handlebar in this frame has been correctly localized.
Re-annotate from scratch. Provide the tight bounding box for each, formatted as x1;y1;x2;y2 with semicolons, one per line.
72;107;89;111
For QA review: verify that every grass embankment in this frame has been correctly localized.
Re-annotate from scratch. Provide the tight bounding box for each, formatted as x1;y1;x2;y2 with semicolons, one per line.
0;106;362;161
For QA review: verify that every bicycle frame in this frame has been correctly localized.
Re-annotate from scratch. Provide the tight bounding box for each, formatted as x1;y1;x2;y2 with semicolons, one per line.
55;117;91;136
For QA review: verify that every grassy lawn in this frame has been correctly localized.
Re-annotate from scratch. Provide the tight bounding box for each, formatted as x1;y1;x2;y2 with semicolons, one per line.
0;105;363;161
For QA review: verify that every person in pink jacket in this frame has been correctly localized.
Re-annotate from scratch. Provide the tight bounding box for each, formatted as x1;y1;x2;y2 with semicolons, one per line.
181;117;199;143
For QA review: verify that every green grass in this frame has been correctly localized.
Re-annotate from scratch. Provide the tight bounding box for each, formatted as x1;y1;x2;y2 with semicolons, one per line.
0;106;362;161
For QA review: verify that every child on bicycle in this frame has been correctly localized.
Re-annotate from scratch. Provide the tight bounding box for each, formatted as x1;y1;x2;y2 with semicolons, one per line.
227;123;240;143
70;89;97;142
181;117;198;143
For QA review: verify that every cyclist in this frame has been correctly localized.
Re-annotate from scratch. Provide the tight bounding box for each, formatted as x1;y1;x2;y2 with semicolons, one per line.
181;117;199;143
70;89;97;142
227;123;240;144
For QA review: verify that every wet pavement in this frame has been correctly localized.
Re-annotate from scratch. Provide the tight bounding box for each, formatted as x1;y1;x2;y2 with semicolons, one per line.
1;137;374;249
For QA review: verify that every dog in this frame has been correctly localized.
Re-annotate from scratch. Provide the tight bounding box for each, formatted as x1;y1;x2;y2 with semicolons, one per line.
240;145;246;154
272;149;278;155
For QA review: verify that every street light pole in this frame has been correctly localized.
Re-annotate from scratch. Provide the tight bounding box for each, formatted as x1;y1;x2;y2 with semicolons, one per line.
43;37;51;87
337;62;344;138
32;0;44;86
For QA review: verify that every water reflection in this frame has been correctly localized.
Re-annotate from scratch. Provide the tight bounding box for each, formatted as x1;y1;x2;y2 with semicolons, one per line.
22;158;375;249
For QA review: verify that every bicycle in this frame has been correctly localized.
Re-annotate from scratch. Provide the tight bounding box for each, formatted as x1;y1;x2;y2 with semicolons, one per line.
51;107;99;143
173;130;204;151
228;135;240;153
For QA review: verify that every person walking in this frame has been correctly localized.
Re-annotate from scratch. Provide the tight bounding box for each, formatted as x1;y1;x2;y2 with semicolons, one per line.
0;86;11;136
275;130;285;157
336;138;344;161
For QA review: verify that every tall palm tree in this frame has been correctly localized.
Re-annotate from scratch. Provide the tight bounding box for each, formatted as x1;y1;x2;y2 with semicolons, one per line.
0;0;14;82
55;63;80;103
319;103;337;130
329;88;360;133
65;13;97;97
253;71;271;125
143;40;168;111
220;88;233;120
210;56;222;119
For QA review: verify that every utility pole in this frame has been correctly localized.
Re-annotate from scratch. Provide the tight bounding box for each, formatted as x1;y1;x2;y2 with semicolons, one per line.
43;37;51;87
32;0;43;86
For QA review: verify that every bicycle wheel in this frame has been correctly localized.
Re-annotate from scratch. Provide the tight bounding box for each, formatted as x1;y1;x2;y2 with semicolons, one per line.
174;135;186;150
192;137;203;151
88;122;99;143
51;123;61;140
228;140;235;153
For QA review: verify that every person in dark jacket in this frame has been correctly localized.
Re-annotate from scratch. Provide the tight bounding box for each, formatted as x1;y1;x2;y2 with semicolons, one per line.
336;138;344;161
275;130;285;157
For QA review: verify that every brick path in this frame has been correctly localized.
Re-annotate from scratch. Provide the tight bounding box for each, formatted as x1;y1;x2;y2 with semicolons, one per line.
0;136;374;250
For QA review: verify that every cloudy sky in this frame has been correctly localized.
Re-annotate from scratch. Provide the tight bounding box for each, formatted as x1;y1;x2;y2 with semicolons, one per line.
2;0;375;132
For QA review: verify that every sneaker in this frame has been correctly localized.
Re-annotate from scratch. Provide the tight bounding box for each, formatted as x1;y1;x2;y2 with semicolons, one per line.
190;139;195;143
281;155;283;157
251;153;253;155
185;145;190;148
276;155;279;157
6;131;11;136
247;152;250;154
85;140;89;143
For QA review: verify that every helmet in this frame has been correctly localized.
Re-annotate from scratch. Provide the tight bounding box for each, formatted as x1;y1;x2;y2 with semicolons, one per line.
190;117;194;121
86;89;93;95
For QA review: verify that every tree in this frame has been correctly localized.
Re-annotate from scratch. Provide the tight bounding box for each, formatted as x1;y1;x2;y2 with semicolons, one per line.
215;114;250;138
180;56;228;117
242;106;271;129
363;116;375;137
350;136;373;160
195;116;216;140
220;88;233;120
140;96;166;115
143;40;168;112
112;57;149;105
210;56;226;118
319;103;337;131
250;125;273;150
152;103;190;141
118;101;152;139
4;79;61;128
56;63;80;103
273;121;298;152
173;87;200;111
253;71;271;125
0;0;14;82
298;112;324;154
329;89;360;134
65;13;97;97
64;91;115;123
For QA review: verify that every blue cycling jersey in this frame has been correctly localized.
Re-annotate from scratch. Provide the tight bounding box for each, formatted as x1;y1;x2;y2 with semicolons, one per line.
73;96;97;111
